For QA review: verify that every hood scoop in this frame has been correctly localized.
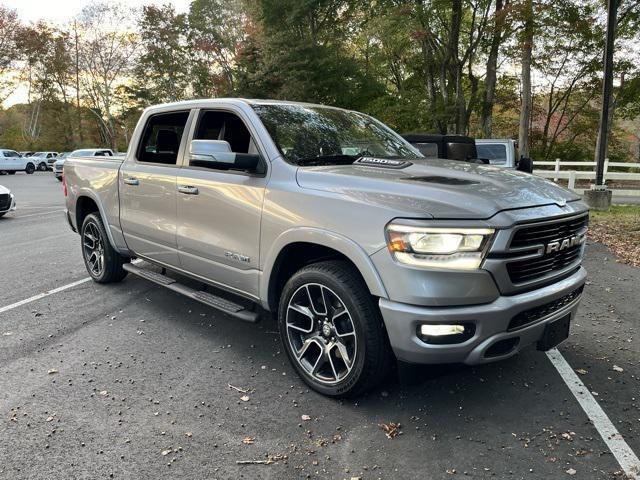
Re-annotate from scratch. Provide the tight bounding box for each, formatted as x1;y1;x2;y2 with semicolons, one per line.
405;175;479;186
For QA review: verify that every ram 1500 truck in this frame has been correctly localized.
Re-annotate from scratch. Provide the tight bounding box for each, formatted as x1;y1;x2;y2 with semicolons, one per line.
63;99;588;397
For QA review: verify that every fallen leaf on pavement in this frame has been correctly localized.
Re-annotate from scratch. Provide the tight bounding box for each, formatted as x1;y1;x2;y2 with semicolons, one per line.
566;468;576;475
379;422;401;439
240;395;250;402
242;436;255;445
161;449;172;456
301;414;311;421
184;432;192;438
47;369;58;374
575;368;588;375
613;365;624;373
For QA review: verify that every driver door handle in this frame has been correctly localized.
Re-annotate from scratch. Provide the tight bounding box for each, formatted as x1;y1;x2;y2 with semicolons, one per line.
123;177;139;186
178;185;199;195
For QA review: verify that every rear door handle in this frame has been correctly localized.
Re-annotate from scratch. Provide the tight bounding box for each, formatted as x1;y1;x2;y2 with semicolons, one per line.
123;177;139;186
178;185;199;195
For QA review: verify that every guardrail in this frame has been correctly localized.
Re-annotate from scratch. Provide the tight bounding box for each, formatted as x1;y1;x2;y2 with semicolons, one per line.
533;159;640;197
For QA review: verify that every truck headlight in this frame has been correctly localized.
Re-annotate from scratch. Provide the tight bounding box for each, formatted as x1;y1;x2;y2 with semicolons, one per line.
386;225;495;270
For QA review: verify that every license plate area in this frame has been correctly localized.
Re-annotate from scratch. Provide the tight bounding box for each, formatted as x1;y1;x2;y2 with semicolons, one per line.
537;313;571;351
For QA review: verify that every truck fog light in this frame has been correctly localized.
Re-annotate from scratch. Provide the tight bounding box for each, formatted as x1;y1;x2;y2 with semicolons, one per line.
418;323;475;345
420;324;465;336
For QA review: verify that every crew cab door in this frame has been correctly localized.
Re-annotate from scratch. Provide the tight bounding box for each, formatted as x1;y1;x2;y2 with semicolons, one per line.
119;110;192;267
176;108;268;298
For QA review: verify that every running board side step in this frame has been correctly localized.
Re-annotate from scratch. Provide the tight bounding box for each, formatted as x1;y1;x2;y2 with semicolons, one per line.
123;263;260;323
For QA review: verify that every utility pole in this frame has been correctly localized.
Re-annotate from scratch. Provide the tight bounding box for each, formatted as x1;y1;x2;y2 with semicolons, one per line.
585;0;617;210
518;0;533;159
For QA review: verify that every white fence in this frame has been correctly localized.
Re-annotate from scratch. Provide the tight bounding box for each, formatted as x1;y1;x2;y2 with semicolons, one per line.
533;159;640;197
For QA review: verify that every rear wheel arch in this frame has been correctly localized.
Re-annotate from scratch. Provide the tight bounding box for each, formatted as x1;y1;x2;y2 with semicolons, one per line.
75;194;121;253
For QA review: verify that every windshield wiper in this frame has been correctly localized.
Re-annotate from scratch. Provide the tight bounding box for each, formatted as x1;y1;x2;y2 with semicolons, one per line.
295;154;360;166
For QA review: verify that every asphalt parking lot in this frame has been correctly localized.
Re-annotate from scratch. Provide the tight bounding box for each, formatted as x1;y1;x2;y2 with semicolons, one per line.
1;172;639;479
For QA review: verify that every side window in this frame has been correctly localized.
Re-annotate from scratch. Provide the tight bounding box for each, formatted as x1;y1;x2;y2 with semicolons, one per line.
477;144;507;165
415;142;439;157
188;110;263;173
137;111;190;165
194;110;256;155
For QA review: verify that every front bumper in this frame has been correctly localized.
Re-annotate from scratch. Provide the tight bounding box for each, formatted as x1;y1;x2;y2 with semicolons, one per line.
0;194;16;214
379;266;586;364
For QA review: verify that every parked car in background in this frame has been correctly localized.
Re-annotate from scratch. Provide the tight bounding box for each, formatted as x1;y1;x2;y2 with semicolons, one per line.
0;184;16;218
64;99;587;397
403;134;533;173
0;149;36;175
402;133;487;164
19;151;35;157
29;151;58;171
54;148;115;180
50;152;70;170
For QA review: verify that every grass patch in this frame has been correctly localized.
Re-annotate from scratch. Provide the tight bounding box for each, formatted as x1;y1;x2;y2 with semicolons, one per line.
588;205;640;267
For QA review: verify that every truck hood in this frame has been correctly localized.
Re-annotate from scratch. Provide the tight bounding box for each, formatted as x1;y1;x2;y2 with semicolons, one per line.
295;158;581;219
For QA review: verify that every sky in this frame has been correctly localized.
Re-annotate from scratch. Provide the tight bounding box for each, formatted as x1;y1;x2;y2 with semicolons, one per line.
2;0;191;24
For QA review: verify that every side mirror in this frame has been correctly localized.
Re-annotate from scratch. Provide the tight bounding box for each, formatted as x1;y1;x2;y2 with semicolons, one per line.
189;140;261;173
517;157;533;173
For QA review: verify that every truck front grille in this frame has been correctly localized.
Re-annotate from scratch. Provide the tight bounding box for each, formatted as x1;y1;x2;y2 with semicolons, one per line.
0;193;10;211
506;214;588;285
510;215;589;249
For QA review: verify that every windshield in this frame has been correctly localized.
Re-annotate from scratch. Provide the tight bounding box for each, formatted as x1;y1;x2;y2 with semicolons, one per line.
252;104;421;165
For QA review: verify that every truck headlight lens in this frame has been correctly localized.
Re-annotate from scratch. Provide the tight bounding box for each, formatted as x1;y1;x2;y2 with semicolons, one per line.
386;225;495;270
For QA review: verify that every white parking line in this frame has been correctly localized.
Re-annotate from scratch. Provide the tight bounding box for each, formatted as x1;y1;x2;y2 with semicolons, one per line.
0;277;92;314
12;209;65;219
547;348;640;479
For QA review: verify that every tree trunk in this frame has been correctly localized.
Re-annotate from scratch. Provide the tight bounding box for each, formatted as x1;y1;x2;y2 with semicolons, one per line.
449;0;463;133
518;0;533;158
479;0;506;138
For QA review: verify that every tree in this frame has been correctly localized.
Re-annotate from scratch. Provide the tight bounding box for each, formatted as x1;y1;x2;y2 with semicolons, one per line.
188;0;246;97
0;6;20;104
77;2;137;150
132;4;190;105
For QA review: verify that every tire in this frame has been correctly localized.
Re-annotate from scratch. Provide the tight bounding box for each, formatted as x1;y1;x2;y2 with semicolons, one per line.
25;163;35;174
278;260;391;397
38;162;47;171
7;171;15;175
0;212;5;218
81;213;129;283
56;176;62;182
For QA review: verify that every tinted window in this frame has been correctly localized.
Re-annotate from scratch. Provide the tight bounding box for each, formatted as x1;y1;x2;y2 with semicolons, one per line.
138;111;189;165
4;150;21;157
414;142;439;157
477;144;507;165
195;110;253;154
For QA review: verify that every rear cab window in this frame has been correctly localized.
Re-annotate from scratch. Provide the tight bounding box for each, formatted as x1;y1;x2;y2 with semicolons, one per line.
477;144;508;165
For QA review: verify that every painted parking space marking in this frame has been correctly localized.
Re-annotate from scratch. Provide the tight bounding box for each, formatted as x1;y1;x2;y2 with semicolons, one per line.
0;277;92;314
547;348;640;479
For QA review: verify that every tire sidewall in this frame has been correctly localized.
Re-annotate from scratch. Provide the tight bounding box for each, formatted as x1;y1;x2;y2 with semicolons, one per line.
278;268;368;397
25;163;35;174
81;214;108;282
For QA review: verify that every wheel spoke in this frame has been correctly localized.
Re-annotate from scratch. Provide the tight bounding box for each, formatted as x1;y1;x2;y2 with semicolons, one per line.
286;283;358;385
334;340;352;367
327;347;340;380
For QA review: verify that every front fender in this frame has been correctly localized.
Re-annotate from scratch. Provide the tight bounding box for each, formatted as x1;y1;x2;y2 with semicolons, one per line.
260;227;388;310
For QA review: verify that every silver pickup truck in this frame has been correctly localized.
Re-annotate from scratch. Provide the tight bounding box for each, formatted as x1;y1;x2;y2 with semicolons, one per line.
63;99;588;397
